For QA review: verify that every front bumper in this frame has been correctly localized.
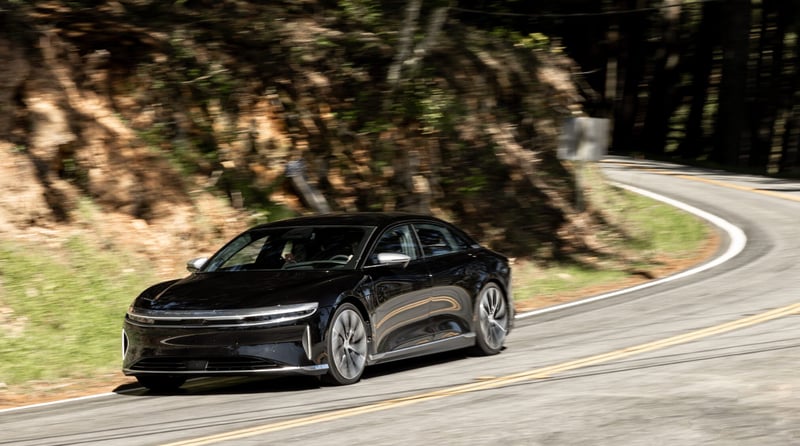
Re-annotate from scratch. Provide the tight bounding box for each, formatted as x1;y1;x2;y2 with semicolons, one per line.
122;319;328;377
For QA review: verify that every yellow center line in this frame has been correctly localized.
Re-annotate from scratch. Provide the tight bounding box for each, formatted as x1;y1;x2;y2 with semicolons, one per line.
601;160;800;202
163;302;800;446
674;175;800;202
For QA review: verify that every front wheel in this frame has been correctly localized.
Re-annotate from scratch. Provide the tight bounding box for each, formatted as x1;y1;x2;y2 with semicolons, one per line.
472;283;509;356
322;303;368;385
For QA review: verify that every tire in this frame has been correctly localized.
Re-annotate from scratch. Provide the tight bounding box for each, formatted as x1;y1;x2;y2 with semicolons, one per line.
472;283;509;356
136;375;187;392
322;303;368;385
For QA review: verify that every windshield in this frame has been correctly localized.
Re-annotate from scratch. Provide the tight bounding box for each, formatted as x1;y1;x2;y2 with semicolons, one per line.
203;225;374;272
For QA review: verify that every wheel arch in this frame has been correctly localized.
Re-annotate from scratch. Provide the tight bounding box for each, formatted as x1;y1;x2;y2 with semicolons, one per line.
333;295;374;342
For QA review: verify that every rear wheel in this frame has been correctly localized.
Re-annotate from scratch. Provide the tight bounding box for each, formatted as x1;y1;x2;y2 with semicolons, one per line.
136;375;187;392
472;283;509;355
322;303;367;385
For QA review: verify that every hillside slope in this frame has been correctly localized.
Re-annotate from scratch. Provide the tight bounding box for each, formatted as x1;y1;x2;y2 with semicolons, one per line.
0;1;600;275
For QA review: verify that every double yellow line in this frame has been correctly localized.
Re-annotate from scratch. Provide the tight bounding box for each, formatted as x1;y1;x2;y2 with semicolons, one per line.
674;174;800;203
164;302;800;446
602;159;800;203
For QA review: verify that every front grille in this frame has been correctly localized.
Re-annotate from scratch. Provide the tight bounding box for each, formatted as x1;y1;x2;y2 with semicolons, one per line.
131;357;190;371
131;356;280;372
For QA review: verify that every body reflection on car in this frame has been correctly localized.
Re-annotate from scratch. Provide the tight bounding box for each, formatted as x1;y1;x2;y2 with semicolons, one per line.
122;212;513;391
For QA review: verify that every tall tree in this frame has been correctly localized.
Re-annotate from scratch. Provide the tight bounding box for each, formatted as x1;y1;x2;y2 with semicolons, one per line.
640;0;682;156
778;6;800;173
748;0;780;169
611;0;649;152
712;0;751;166
384;0;450;213
677;0;720;159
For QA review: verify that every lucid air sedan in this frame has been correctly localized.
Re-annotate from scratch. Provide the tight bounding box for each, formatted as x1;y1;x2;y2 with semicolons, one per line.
122;213;513;390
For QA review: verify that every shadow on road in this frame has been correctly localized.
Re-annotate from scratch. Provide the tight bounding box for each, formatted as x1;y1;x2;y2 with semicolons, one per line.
113;348;475;398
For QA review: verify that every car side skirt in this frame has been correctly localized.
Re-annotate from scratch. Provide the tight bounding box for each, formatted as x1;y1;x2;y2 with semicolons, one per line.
123;363;329;377
367;332;476;365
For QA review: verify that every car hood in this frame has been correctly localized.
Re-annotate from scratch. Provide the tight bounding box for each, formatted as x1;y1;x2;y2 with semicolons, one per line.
135;270;365;311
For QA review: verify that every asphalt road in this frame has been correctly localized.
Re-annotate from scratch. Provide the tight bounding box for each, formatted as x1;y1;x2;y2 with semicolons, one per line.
2;158;799;445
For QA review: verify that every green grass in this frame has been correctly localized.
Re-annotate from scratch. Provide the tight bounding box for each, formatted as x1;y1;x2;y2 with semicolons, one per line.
512;263;631;302
592;174;709;258
0;237;156;385
512;167;711;303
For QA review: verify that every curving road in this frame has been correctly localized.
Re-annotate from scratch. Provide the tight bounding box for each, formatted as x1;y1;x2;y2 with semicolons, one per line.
2;158;799;445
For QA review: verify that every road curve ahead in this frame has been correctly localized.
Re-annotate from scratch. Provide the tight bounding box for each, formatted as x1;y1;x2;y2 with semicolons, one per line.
2;158;799;445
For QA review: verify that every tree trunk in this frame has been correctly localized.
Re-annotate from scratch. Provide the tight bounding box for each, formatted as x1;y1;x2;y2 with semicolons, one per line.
384;1;450;214
712;0;751;166
386;0;423;93
641;0;682;156
749;1;781;170
779;13;800;174
611;0;648;153
677;1;719;159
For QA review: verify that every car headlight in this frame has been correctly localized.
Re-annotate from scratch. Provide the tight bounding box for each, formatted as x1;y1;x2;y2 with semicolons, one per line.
125;302;319;328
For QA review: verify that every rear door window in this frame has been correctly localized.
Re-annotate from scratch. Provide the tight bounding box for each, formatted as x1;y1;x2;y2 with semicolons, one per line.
413;223;471;258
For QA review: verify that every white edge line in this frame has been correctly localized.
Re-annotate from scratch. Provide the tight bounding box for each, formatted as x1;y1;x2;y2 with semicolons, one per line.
515;181;748;320
1;182;746;413
0;391;121;414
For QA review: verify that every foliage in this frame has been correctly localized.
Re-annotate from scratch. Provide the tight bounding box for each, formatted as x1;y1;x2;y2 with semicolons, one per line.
338;0;382;27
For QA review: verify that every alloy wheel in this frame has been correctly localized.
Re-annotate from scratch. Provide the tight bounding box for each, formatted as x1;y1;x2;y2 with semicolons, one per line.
477;284;508;353
328;305;367;383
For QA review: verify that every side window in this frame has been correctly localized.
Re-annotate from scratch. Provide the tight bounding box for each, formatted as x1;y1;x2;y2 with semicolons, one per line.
414;223;469;258
369;225;418;264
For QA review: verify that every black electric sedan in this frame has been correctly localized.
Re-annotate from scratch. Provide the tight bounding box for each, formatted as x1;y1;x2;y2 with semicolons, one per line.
122;213;513;390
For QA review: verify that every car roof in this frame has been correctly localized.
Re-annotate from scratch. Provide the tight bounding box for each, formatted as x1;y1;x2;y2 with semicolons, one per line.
251;212;449;230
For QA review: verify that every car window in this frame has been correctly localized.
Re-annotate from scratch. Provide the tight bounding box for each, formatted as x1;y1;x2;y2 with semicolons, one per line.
223;235;267;267
205;226;372;271
204;233;263;271
414;223;470;258
368;224;418;265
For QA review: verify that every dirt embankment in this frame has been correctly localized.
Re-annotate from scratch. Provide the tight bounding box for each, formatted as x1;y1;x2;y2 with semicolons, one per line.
1;2;595;267
0;32;249;278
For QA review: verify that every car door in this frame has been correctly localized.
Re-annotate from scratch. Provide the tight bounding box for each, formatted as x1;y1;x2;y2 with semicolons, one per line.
412;222;476;341
365;224;433;354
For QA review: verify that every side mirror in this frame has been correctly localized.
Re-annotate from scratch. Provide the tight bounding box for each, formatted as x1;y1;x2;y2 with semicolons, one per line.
186;257;208;273
376;252;411;268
